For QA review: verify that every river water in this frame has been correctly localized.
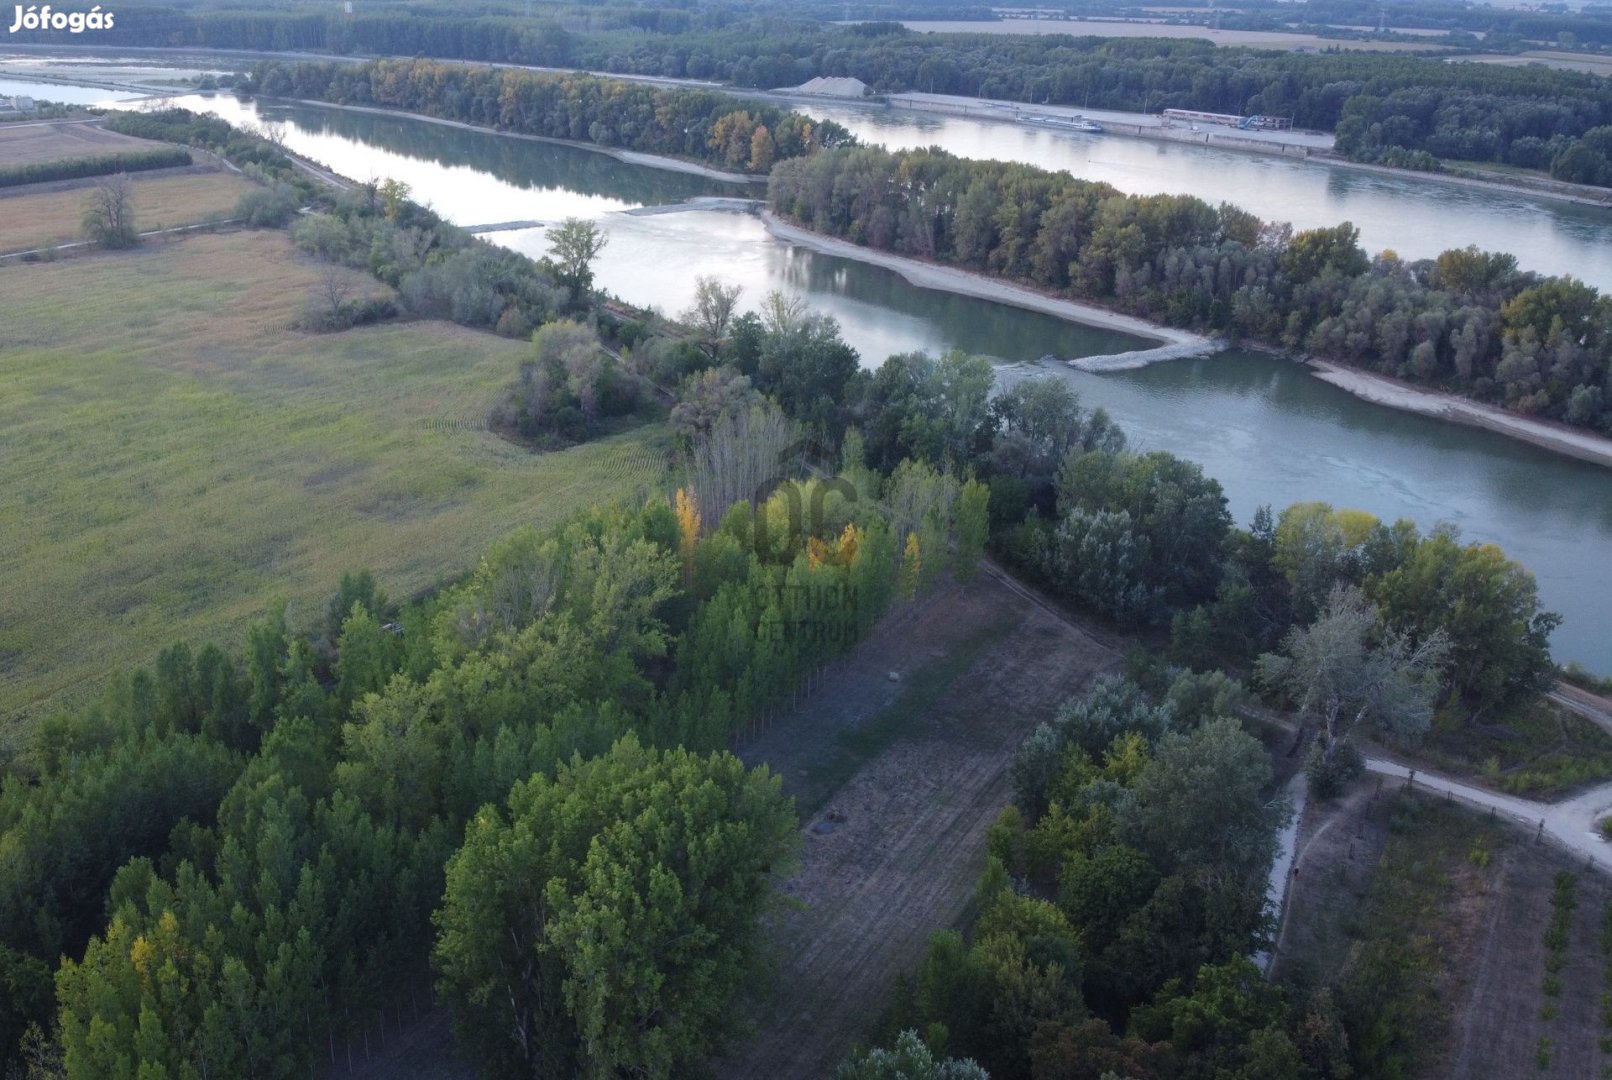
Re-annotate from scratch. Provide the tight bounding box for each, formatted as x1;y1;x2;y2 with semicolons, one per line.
796;100;1612;291
10;73;1605;672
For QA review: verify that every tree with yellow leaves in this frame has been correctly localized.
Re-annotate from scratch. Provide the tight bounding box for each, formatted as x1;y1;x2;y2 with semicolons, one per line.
900;532;921;601
675;487;701;585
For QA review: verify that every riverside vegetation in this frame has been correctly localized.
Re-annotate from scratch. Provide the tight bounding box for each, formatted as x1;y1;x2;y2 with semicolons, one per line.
769;144;1612;435
244;57;1612;438
23;0;1612;183
0;88;1585;1080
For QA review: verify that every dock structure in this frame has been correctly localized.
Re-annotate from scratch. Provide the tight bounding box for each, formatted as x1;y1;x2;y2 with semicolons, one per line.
1162;108;1292;130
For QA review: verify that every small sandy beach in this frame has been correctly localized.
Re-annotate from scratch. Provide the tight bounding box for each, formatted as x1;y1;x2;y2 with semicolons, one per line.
760;210;1209;351
1310;360;1612;468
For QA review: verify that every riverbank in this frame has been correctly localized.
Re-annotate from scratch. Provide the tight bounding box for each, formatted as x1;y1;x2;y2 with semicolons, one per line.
13;45;1612;211
260;96;765;186
764;209;1612;468
807;90;1612;212
1308;361;1612;468
760;210;1209;354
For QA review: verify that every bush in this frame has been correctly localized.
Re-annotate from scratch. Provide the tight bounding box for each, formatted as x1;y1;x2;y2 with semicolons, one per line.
0;147;191;188
235;182;301;228
1305;740;1365;799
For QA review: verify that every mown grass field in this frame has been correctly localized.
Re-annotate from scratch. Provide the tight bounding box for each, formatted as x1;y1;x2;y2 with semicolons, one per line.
0;171;252;253
0;121;164;166
0;230;672;729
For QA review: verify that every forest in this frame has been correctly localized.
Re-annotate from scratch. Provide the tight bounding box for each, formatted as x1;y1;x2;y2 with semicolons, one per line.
1;107;1562;1072
26;2;1612;180
769;144;1612;433
0;34;1592;1074
0;147;192;189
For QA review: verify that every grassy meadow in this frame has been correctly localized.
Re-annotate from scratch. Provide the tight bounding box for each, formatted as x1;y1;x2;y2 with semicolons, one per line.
0;171;254;253
0;230;672;729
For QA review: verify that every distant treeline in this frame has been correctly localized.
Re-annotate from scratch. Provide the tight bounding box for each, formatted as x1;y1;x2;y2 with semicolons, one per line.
770;145;1612;433
0;146;192;188
243;59;854;174
34;5;1612;178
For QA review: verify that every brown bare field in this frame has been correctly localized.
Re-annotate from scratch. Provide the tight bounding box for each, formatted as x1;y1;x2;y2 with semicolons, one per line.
718;573;1119;1079
0;120;165;166
0;170;252;252
901;18;1453;52
1277;786;1612;1079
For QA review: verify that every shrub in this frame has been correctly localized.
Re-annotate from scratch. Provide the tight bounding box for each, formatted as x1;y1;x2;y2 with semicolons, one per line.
235;182;301;228
1305;740;1365;799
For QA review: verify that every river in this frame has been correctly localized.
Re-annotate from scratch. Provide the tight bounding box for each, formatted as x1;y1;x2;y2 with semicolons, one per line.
7;71;1607;672
794;99;1612;291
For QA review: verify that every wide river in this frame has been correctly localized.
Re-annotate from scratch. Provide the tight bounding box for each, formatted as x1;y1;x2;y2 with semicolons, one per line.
14;70;1608;672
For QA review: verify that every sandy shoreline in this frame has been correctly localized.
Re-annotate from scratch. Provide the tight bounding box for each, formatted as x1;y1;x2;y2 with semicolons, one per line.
762;211;1612;468
1309;360;1612;468
760;210;1208;351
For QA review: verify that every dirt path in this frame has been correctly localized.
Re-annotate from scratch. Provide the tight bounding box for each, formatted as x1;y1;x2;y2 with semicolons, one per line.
1364;757;1612;871
720;574;1118;1078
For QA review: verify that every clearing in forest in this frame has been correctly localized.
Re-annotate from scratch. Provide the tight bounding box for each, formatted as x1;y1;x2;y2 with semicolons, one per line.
721;571;1119;1079
0;230;671;728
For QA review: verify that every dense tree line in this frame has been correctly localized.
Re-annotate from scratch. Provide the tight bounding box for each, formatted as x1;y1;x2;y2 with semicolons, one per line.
243;59;854;175
0;147;192;189
103;109;301;178
771;145;1612;432
42;1;1612;175
861;672;1354;1078
0;310;998;1074
2;104;1570;1078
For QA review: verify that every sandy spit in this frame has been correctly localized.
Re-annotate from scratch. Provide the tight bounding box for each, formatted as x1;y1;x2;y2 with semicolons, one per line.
760;210;1210;351
1310;360;1612;468
760;212;1612;468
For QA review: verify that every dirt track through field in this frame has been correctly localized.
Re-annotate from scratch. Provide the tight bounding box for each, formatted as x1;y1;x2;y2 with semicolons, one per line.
722;575;1118;1078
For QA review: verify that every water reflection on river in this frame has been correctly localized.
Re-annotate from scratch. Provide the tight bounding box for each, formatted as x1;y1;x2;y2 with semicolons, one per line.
798;101;1612;289
69;87;1612;673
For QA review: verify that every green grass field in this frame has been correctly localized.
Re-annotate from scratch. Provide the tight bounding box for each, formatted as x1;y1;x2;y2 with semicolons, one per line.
0;230;672;729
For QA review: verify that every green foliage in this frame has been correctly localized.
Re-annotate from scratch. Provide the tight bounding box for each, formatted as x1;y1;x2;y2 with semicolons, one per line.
546;217;608;308
953;479;989;582
1305;739;1365;800
772;144;1612;433
432;734;797;1080
1368;525;1559;711
1011;675;1174;818
859;350;995;471
234;180;301;228
495;320;647;448
245;58;853;176
1131;956;1309;1080
1258;585;1450;763
836;1030;988;1080
0;147;191;188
